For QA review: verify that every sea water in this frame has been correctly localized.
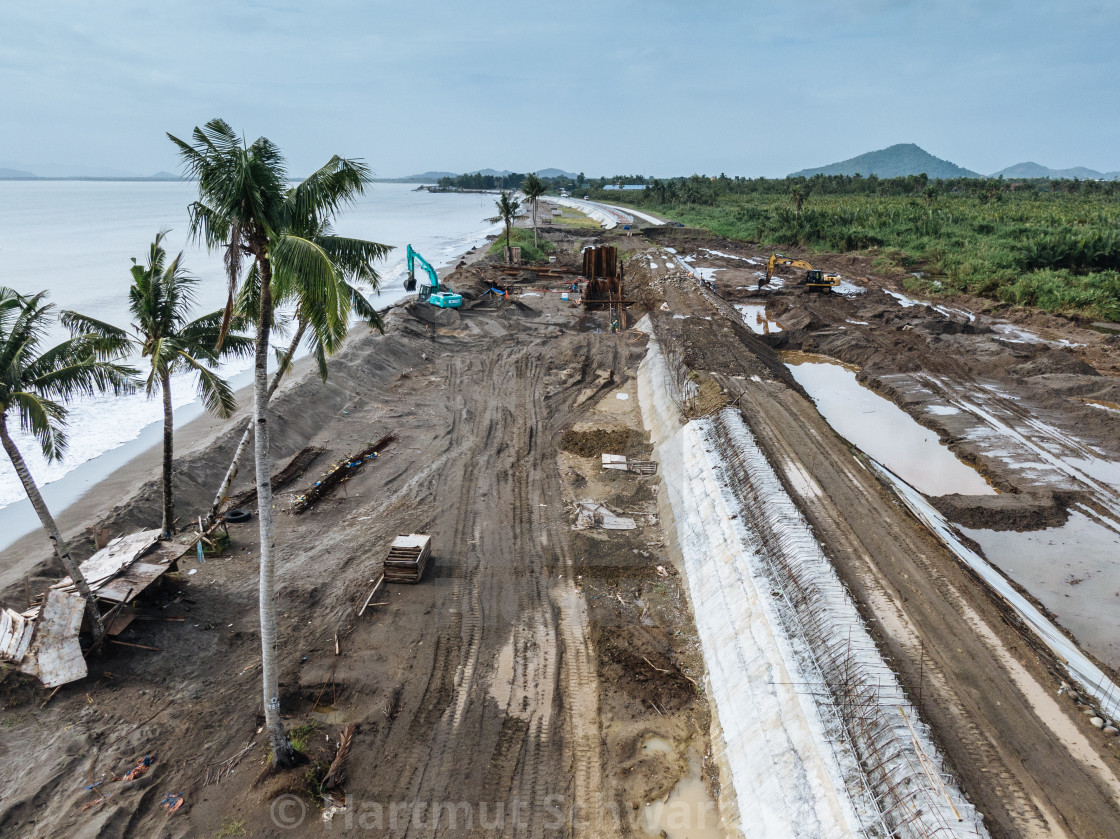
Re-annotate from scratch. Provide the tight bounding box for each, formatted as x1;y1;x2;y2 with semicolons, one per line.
0;180;499;540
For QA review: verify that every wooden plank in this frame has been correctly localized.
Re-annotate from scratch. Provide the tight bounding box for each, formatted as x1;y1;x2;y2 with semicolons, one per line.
51;529;162;593
0;608;33;664
358;575;385;617
19;590;87;687
94;563;171;603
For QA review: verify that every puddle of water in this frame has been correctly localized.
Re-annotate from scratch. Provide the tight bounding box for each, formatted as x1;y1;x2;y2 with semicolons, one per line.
784;354;995;496
312;705;347;724
735;303;783;335
641;735;675;756
961;510;1120;670
1081;398;1120;415
639;753;726;839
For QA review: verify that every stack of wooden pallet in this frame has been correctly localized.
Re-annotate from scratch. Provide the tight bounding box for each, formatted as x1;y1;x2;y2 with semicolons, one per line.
384;534;432;583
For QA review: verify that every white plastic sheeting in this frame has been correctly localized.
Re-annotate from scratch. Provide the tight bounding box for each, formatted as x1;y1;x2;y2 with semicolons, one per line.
637;319;988;839
873;460;1120;722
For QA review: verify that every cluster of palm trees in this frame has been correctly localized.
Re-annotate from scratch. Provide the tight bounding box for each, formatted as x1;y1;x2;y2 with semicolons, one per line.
0;119;390;768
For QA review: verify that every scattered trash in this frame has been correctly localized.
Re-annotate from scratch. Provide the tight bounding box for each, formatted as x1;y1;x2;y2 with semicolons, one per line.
616;392;630;400
656;565;669;578
291;434;396;514
188;569;198;576
120;755;155;781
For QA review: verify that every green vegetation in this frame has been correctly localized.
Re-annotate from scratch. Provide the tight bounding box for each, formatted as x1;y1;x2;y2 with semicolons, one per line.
0;289;137;639
288;722;318;753
171;117;390;770
216;819;247;838
486;227;556;264
587;174;1120;321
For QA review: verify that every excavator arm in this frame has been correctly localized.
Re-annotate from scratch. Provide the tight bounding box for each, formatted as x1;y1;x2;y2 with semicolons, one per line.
405;244;440;295
763;254;813;285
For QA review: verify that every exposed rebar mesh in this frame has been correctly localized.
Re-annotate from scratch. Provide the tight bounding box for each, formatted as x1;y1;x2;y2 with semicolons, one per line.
702;408;988;839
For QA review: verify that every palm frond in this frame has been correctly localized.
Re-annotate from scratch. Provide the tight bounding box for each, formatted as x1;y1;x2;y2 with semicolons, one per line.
11;391;67;462
58;311;133;356
315;235;392;286
271;234;346;353
289;156;371;228
179;353;237;418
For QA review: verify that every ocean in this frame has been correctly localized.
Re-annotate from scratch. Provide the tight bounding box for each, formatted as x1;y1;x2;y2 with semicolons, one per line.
0;180;500;543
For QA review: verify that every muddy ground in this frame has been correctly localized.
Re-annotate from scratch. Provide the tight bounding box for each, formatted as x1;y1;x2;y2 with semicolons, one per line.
0;244;713;838
1;224;1119;838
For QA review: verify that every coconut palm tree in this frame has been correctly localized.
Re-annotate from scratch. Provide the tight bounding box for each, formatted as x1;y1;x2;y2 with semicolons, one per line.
488;191;522;264
520;173;547;248
0;288;136;639
61;232;253;537
169;118;390;768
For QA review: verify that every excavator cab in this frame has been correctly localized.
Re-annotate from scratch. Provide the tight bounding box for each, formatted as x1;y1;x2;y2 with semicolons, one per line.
804;269;841;293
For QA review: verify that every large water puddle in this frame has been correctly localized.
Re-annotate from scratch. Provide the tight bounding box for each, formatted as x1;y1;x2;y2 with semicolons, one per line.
735;303;783;335
638;749;727;839
961;510;1120;670
784;354;995;497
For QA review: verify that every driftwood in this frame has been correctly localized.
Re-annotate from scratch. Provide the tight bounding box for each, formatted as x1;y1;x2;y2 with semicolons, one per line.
290;435;396;515
224;445;325;511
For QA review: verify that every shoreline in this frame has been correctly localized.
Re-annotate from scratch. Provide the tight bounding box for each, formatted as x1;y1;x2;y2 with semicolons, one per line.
0;238;491;592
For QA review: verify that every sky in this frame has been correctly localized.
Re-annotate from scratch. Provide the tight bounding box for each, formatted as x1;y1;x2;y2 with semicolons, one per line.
1;0;1118;179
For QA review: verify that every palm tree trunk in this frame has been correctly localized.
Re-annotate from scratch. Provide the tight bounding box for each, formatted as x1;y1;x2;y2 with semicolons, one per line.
532;200;538;248
254;255;296;768
160;370;175;537
0;414;105;640
206;321;306;526
505;221;512;264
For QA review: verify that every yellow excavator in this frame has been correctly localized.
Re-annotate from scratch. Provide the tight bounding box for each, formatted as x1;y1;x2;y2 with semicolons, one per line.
762;254;841;292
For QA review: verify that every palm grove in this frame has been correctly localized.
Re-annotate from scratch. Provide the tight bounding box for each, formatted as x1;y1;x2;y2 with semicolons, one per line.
1;120;390;768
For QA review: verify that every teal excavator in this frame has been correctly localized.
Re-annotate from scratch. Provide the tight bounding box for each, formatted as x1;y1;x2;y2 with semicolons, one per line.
404;244;462;308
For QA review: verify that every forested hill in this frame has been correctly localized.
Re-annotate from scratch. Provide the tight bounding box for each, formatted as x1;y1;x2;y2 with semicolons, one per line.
790;144;979;179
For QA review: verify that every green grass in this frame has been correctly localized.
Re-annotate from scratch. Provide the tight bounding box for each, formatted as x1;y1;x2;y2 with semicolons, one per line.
287;722;318;754
597;182;1120;322
487;227;556;264
216;820;246;838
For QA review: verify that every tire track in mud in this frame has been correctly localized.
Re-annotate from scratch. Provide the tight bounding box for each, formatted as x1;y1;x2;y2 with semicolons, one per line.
389;345;599;837
537;350;609;838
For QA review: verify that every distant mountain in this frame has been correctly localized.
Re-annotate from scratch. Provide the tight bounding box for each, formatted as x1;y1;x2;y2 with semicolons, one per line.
790;143;980;179
534;168;578;179
373;171;458;183
0;164;183;181
990;161;1118;180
